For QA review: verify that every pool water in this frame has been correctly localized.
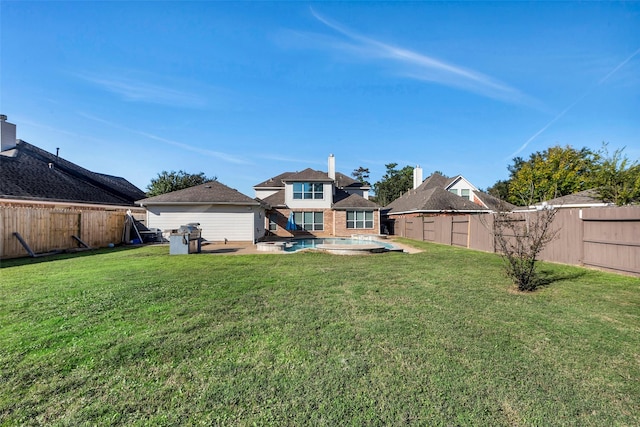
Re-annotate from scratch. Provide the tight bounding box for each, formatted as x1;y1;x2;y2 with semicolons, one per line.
284;238;394;252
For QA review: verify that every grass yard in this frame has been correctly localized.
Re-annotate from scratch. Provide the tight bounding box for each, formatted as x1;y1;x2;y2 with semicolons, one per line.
1;240;638;426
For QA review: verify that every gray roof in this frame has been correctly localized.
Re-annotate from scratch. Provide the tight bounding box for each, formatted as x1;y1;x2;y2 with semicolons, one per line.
332;190;380;209
261;189;286;207
415;172;455;191
137;181;259;205
254;167;375;209
255;169;369;189
534;189;607;206
0;140;145;205
385;187;490;214
334;172;369;189
254;171;295;188
282;168;332;182
474;190;518;211
384;172;515;214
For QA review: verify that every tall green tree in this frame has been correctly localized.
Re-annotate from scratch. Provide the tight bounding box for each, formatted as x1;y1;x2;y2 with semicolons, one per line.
146;170;216;196
351;166;371;186
373;163;414;206
592;144;640;206
505;145;598;206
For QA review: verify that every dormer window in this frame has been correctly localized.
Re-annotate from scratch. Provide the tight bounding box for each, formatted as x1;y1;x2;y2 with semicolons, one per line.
293;182;324;200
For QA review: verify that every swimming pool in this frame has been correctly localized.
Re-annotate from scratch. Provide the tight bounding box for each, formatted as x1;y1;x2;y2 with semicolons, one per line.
284;238;395;253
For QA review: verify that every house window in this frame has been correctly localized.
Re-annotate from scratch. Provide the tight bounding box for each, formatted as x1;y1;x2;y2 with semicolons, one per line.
294;211;323;231
449;189;458;195
269;213;277;231
460;189;470;200
346;211;374;229
293;182;324;200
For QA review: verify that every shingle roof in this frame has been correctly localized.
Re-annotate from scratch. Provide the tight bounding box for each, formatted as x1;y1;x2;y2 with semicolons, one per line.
385;172;515;214
385;187;489;214
415;172;453;191
534;189;607;206
137;181;259;205
255;169;368;189
261;189;286;207
334;172;368;189
281;168;331;182
332;190;380;209
254;172;295;188
0;140;145;205
474;190;518;211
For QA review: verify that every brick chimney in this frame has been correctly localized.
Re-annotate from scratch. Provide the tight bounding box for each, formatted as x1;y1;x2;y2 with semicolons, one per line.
1;115;17;151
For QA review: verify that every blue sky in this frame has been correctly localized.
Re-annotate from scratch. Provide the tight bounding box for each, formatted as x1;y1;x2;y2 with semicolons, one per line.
2;1;639;197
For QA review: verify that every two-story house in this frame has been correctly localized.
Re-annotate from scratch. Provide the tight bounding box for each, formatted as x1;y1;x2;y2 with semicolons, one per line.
255;155;380;237
383;167;515;233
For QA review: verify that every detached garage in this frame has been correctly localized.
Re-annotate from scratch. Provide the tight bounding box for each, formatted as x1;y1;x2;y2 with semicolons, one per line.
137;181;266;243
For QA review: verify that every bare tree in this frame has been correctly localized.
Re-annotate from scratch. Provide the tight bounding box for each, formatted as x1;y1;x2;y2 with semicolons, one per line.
492;205;560;291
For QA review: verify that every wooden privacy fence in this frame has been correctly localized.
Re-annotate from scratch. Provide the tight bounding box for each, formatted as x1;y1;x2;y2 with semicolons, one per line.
1;205;146;259
389;206;640;277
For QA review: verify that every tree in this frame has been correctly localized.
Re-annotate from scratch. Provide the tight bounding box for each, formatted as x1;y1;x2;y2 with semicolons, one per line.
492;205;559;292
351;166;371;186
592;144;640;206
504;145;598;206
372;163;414;206
146;170;216;196
486;179;510;201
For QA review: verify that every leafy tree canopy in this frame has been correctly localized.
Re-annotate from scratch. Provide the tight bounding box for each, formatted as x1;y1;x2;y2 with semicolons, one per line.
372;163;414;207
146;170;217;197
592;144;640;206
487;145;598;206
488;143;640;206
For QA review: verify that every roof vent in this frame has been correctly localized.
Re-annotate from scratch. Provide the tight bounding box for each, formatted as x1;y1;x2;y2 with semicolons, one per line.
48;162;55;169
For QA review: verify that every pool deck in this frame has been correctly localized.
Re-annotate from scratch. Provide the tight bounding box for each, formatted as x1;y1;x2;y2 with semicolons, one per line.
199;238;422;255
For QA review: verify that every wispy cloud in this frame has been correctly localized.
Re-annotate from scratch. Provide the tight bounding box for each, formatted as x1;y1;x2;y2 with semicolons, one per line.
508;47;640;159
76;73;207;107
79;113;251;165
307;8;533;105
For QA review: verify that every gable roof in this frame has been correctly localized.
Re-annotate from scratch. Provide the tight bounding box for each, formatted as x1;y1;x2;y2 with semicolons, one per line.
281;168;331;182
255;169;369;189
384;171;517;214
0;140;145;206
137;181;260;206
385;187;490;214
415;172;453;191
332;190;380;210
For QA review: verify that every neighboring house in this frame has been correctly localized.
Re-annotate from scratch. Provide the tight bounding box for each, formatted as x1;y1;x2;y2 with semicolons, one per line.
137;181;267;243
530;189;612;210
1;115;147;258
383;168;515;230
254;154;380;237
0;115;145;207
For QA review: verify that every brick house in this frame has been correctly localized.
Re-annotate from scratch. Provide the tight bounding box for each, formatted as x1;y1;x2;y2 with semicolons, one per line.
254;155;381;238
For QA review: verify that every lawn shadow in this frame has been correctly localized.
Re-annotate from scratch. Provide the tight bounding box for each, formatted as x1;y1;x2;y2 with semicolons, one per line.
0;244;150;268
536;269;588;288
201;248;241;254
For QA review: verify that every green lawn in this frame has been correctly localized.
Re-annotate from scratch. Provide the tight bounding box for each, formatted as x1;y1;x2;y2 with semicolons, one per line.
1;240;638;426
